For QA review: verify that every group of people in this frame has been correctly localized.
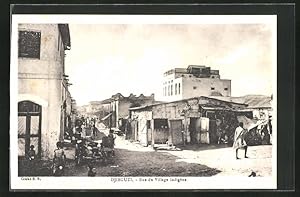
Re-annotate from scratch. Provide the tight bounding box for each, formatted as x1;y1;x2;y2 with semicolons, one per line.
216;125;230;145
214;114;240;145
23;114;117;176
72;118;98;140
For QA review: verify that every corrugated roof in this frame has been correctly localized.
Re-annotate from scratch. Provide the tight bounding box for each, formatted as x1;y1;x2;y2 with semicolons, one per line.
203;96;247;106
242;96;272;108
129;96;247;111
209;95;272;109
129;102;164;111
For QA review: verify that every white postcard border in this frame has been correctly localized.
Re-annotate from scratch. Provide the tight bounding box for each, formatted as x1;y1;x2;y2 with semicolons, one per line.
10;14;277;190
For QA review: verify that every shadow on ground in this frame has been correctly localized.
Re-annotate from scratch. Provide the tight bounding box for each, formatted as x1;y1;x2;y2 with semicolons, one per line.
92;148;222;177
18;146;221;177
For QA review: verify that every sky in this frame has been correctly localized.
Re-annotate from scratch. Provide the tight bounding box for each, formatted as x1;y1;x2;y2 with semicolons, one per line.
65;23;275;106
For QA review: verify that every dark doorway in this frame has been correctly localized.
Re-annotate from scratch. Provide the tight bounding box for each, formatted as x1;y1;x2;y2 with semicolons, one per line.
209;120;217;144
189;118;200;144
18;101;42;159
147;120;152;144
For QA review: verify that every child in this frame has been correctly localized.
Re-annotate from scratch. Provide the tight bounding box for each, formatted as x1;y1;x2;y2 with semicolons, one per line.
27;145;36;161
87;163;96;177
53;141;66;175
107;130;116;156
108;129;114;137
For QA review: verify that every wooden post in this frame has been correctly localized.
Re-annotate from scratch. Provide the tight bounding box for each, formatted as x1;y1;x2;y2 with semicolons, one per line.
183;116;187;146
168;120;173;144
135;120;138;141
151;119;155;147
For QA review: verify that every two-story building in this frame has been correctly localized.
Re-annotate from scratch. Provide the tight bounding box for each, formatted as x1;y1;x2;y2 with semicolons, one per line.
162;65;231;102
18;24;72;159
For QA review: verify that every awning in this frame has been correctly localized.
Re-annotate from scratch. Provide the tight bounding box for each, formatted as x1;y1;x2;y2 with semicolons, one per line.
200;106;252;112
101;113;112;121
248;120;268;130
200;106;233;111
237;115;268;131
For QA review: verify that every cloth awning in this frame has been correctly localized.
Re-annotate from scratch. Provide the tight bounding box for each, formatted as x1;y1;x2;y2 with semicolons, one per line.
248;120;268;130
237;115;268;131
101;113;112;121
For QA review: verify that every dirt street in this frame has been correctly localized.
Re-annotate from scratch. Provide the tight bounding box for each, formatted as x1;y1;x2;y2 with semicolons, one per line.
63;130;272;177
160;144;273;177
61;133;220;176
18;127;272;177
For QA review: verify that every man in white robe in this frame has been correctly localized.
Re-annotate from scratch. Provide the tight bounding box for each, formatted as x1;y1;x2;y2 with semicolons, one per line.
233;122;248;159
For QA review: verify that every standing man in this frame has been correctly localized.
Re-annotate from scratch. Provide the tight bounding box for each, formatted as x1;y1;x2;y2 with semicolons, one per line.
91;125;97;138
233;122;248;159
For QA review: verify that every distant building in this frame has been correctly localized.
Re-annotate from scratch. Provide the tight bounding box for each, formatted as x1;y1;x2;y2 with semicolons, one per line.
18;24;72;159
80;93;158;130
162;65;231;102
86;101;104;114
108;93;157;129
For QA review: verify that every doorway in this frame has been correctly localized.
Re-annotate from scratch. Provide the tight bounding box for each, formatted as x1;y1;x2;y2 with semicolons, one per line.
18;101;42;158
169;120;183;145
189;118;200;144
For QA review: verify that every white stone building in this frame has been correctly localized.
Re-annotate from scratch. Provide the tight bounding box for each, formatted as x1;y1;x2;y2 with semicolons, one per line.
162;65;231;102
18;24;72;159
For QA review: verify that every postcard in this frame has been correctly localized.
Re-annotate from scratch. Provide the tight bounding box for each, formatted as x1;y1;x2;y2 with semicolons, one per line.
10;13;277;190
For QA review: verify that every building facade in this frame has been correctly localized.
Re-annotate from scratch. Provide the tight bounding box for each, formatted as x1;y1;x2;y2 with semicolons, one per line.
162;65;231;102
18;24;72;159
129;96;249;147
